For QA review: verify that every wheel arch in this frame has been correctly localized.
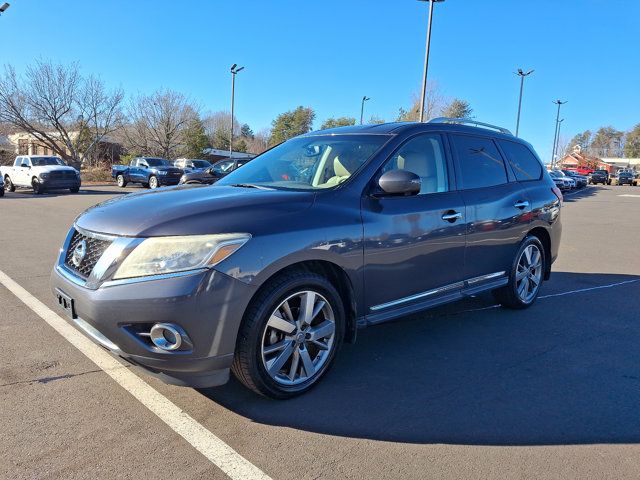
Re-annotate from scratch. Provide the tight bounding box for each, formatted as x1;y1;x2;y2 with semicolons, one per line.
245;259;358;344
527;227;552;280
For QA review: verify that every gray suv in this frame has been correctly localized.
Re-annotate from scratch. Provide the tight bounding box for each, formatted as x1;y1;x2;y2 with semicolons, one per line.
51;119;562;398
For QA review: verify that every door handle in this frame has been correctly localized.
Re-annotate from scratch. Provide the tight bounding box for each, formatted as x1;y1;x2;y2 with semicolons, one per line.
442;211;463;222
514;200;530;209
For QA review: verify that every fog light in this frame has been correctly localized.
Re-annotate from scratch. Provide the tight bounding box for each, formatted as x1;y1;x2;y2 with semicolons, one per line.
150;323;183;351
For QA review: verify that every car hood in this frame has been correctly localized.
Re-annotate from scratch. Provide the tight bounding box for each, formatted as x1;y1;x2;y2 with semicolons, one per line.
76;185;315;237
34;165;78;173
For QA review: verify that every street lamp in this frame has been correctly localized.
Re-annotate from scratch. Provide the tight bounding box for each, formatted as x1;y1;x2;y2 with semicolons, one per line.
360;96;370;125
553;118;564;166
551;99;567;167
0;3;10;15
418;0;445;122
515;68;534;137
229;64;244;162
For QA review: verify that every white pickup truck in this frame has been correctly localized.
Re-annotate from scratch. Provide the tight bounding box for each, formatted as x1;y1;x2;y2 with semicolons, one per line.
1;155;81;194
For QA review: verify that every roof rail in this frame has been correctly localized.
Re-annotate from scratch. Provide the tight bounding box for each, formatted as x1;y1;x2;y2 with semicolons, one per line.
428;117;513;136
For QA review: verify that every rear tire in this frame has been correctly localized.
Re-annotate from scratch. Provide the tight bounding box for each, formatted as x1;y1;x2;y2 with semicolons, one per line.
493;236;545;309
5;176;15;192
70;187;80;193
116;174;127;188
232;271;345;399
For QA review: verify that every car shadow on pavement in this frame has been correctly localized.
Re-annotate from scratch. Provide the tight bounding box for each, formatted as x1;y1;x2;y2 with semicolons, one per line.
562;185;603;202
200;271;640;446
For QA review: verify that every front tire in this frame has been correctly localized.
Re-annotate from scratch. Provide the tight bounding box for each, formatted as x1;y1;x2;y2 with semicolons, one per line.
4;176;15;192
493;236;545;309
148;176;159;189
32;178;43;195
232;272;345;399
116;174;127;188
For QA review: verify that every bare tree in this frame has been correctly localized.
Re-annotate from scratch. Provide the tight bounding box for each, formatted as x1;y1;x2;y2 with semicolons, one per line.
123;90;198;159
397;83;446;122
245;128;271;154
0;60;123;167
202;111;242;150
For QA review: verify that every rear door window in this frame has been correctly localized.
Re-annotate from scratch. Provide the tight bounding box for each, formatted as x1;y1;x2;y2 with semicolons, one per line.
451;134;507;190
498;140;543;181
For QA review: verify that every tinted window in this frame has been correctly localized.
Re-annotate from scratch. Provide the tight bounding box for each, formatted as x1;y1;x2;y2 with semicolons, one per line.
452;135;507;189
499;140;543;181
381;134;449;194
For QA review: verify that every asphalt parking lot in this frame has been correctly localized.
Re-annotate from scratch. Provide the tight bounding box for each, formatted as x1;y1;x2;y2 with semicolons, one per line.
1;184;640;480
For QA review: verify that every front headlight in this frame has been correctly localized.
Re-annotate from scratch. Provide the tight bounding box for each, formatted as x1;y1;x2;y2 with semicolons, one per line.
157;171;168;175
39;173;50;179
112;233;250;280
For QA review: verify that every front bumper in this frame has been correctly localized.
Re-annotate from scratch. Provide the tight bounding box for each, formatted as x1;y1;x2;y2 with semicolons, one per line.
41;178;81;190
51;265;256;387
158;176;181;186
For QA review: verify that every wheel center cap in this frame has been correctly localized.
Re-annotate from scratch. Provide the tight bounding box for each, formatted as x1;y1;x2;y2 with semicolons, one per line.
295;332;305;344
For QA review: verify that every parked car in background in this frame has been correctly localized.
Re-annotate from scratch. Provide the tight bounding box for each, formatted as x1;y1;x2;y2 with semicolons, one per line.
179;157;252;185
562;170;587;188
173;158;212;171
587;169;609;185
0;175;4;197
1;155;81;194
614;170;636;186
112;157;184;189
549;170;574;190
52;119;562;398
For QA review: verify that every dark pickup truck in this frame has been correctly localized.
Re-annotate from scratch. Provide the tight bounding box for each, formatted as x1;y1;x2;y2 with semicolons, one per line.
112;157;183;189
587;169;609;185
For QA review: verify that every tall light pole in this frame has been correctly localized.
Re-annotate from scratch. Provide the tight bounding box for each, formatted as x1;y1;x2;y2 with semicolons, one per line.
418;0;445;123
229;64;244;162
360;96;370;125
515;68;534;137
0;3;10;16
551;99;567;167
553;118;564;166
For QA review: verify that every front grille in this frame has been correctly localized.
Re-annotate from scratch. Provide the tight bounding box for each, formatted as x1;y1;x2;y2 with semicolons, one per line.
49;170;77;180
64;229;112;279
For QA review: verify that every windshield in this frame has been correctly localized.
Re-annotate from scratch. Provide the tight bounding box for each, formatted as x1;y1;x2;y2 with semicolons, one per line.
31;157;65;166
216;134;390;190
145;158;169;167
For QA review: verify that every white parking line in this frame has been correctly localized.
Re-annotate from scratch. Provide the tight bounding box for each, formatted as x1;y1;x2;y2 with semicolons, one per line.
0;270;272;480
618;194;640;198
459;278;640;314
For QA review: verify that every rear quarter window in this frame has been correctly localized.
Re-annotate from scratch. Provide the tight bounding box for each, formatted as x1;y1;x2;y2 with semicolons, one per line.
498;140;543;182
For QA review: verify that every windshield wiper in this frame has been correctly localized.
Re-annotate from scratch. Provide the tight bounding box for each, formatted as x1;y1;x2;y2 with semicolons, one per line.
229;183;273;190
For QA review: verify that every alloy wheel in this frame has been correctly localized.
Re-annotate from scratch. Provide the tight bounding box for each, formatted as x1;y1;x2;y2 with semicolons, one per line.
516;244;542;303
260;290;336;386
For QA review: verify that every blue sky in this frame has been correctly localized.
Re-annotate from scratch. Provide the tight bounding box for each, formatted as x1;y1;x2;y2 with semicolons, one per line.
1;0;638;161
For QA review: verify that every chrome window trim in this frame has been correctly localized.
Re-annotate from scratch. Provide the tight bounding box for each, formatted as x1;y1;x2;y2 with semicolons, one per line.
370;271;506;311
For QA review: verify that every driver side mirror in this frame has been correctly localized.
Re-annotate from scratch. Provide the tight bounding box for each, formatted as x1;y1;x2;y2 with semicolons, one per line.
377;170;421;196
21;163;29;168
